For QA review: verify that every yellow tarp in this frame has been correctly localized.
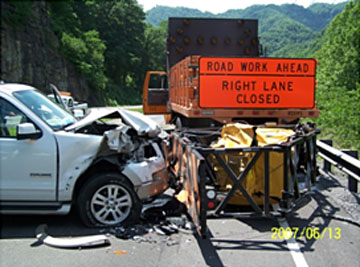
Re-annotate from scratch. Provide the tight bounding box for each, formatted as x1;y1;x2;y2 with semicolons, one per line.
211;123;294;205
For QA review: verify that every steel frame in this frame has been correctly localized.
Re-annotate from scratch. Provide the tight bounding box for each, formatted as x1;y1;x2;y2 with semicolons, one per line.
167;127;318;237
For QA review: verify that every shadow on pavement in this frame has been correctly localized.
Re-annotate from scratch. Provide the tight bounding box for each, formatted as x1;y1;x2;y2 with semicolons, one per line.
0;209;99;239
194;173;360;258
0;194;187;241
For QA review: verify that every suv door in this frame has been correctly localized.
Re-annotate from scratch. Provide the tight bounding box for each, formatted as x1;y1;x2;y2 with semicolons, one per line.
0;97;58;201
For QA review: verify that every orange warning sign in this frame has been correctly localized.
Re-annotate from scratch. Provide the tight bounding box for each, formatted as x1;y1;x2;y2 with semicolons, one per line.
199;57;316;109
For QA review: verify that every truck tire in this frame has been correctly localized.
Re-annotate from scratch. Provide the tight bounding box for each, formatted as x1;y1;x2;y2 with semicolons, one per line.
175;116;189;129
175;117;183;129
77;172;141;227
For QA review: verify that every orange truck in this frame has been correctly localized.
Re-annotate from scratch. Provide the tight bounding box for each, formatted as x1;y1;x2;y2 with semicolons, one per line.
142;18;320;236
143;17;319;127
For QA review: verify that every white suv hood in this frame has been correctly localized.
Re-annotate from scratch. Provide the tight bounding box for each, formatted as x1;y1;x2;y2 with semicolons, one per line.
65;107;161;138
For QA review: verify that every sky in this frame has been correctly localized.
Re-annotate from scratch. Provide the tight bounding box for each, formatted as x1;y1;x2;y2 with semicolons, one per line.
137;0;348;14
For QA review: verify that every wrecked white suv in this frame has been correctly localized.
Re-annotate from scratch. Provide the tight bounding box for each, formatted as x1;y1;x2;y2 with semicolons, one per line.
0;83;169;226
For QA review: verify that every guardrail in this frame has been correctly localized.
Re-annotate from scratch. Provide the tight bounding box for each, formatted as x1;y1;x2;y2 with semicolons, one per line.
317;140;360;193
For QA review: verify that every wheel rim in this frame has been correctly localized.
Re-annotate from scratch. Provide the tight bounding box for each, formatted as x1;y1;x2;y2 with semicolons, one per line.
90;184;132;225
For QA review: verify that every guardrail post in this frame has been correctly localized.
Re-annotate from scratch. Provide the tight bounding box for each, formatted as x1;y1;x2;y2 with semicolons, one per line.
320;139;333;173
342;150;359;193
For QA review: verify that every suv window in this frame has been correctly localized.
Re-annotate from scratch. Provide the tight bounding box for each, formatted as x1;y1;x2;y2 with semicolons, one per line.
13;89;77;130
0;97;29;138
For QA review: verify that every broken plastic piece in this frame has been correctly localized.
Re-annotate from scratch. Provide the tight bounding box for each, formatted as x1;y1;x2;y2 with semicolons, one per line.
35;224;110;248
114;224;149;240
114;250;128;255
153;225;166;235
165;236;179;246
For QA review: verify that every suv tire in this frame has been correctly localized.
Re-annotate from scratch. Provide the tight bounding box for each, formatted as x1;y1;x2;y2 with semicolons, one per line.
77;172;141;227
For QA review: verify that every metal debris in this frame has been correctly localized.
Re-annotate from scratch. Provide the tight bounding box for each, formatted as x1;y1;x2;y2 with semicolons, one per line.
153;225;166;236
113;224;149;239
109;194;194;246
165;236;179;246
132;235;156;244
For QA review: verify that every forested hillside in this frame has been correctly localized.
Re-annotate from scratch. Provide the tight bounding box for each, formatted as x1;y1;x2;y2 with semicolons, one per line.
146;3;346;31
146;3;347;56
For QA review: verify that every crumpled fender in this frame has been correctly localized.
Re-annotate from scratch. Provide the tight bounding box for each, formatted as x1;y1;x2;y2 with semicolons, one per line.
54;131;103;201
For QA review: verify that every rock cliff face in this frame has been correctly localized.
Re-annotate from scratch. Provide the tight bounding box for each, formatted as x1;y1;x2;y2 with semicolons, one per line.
0;1;92;103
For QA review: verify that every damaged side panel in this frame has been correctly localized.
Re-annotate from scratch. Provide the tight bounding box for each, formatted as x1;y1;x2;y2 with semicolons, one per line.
55;132;103;201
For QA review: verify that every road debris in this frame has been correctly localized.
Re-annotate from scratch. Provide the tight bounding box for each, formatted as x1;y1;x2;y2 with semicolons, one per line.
114;250;128;255
104;194;194;246
35;224;110;249
141;195;186;221
165;236;179;246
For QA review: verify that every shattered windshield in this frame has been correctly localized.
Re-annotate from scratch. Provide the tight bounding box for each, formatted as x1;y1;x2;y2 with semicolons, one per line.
13;89;77;130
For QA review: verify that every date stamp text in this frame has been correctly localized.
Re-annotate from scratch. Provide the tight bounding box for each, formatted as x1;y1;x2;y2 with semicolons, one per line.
271;227;341;240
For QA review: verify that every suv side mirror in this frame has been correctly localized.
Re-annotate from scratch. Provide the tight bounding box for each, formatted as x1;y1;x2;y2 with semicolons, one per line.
17;123;42;140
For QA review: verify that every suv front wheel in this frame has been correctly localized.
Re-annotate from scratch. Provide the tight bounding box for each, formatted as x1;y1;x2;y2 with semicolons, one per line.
77;173;141;227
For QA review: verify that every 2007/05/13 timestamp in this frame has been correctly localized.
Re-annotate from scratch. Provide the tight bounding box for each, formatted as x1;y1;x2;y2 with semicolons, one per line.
271;227;341;240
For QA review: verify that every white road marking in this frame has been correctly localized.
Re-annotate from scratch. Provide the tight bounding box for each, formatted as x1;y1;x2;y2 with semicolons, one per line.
273;204;309;267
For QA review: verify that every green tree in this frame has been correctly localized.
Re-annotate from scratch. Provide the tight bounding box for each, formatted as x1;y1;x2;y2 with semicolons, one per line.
49;1;107;101
314;1;360;150
142;21;167;72
72;0;146;104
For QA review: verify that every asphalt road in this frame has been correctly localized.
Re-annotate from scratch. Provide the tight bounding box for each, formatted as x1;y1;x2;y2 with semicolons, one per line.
1;171;359;267
1;115;359;267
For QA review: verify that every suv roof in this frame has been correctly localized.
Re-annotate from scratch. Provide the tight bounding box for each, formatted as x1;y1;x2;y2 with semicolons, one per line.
0;83;36;95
